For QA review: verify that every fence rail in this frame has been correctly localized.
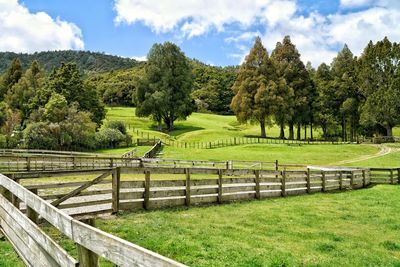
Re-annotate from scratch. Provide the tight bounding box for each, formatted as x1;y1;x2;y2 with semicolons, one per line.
0;173;185;267
0;155;283;172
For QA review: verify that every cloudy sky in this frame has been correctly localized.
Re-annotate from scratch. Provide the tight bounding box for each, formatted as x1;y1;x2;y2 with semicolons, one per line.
1;0;399;66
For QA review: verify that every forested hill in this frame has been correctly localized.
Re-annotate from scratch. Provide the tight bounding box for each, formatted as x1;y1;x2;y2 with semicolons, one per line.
0;50;140;74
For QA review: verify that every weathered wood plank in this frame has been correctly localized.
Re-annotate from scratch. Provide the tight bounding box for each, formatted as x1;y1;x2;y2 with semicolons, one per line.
51;170;112;207
0;195;77;267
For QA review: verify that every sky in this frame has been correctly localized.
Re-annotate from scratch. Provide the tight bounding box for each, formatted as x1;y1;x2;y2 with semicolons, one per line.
0;0;399;67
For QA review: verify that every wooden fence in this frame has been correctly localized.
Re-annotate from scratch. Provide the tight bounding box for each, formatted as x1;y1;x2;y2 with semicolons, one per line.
0;155;281;172
370;168;400;184
143;140;163;158
0;173;185;267
4;166;372;217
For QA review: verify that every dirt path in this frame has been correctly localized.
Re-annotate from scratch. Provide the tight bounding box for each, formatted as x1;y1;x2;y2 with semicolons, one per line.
333;144;397;165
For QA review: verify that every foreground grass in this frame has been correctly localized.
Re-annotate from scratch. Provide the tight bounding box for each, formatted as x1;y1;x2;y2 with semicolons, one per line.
96;185;400;266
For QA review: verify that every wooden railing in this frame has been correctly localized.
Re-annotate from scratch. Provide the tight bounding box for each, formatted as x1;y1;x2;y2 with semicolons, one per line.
143;140;162;158
0;155;280;172
370;168;400;184
0;173;186;267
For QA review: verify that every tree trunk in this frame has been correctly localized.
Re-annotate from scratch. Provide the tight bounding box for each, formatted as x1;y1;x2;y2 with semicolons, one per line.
310;122;313;140
304;125;307;140
342;118;346;141
279;124;285;139
260;120;266;138
296;123;301;140
386;125;393;137
289;122;294;140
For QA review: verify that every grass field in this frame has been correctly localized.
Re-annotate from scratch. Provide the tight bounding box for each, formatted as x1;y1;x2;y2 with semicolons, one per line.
3;185;399;267
106;106;324;142
95;185;400;266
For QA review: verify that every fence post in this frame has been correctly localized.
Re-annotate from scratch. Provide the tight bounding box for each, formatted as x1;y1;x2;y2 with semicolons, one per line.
26;189;39;224
26;157;31;172
218;169;223;204
77;219;99;267
398;168;400;184
11;177;20;209
185;168;191;206
144;170;151;210
306;168;311;194
362;170;366;187
350;171;354;189
321;171;326;192
339;172;343;190
112;167;120;214
390;169;394;184
281;170;286;197
255;170;260;199
275;160;279;171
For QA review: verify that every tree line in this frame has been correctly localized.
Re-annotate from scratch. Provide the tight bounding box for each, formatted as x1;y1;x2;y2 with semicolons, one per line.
231;36;400;140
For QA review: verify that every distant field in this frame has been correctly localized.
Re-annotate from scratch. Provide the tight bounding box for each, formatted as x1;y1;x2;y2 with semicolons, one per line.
105;106;324;142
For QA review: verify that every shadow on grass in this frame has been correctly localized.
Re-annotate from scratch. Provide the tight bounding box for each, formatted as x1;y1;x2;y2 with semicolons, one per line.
149;125;205;138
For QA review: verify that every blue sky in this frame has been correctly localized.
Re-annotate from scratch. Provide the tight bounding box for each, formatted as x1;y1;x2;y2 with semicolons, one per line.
1;0;399;66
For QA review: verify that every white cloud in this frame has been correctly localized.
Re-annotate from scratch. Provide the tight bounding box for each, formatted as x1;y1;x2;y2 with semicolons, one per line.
131;55;147;61
114;0;400;67
340;0;373;8
0;0;84;53
114;0;294;38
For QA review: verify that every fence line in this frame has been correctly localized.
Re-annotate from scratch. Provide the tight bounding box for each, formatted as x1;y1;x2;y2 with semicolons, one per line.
0;173;186;267
130;128;350;150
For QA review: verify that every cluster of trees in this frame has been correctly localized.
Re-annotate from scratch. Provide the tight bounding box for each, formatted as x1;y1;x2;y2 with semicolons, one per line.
0;59;130;150
231;36;400;140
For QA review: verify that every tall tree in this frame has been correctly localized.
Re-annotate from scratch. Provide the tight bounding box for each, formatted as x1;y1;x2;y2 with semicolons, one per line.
271;36;313;140
330;44;359;141
32;62;105;125
0;58;22;101
359;37;400;136
136;42;193;131
5;60;45;121
231;37;276;138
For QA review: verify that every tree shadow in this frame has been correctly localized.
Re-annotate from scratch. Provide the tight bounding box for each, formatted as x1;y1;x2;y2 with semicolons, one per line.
150;124;204;138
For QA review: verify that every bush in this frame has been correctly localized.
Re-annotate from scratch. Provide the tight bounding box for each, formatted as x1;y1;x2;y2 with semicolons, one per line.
106;121;127;134
95;128;126;148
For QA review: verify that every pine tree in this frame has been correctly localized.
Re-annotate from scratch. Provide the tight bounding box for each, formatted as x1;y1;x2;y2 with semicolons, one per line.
231;37;276;138
271;36;313;140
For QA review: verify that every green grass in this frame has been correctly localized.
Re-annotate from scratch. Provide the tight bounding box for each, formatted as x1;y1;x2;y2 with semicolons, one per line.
160;144;378;165
0;240;24;267
105;106;324;142
94;185;400;266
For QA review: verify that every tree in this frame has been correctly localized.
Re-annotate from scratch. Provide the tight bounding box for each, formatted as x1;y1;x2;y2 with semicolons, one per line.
271;36;313;140
136;42;193;131
330;44;359;141
32;62;105;125
358;37;400;137
0;58;22;101
231;37;276;138
5;60;45;121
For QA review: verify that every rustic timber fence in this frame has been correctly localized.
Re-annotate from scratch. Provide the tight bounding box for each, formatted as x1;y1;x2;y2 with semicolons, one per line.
143;140;163;158
0;173;185;267
3;166;382;217
0;155;283;172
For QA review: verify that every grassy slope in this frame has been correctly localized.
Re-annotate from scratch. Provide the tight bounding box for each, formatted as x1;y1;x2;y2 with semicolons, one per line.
96;185;400;267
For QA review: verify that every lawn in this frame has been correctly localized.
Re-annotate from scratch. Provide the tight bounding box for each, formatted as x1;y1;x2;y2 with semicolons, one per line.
105;106;324;142
94;184;400;266
3;185;399;267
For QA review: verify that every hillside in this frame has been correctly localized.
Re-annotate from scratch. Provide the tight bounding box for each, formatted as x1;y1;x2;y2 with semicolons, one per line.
0;50;140;74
